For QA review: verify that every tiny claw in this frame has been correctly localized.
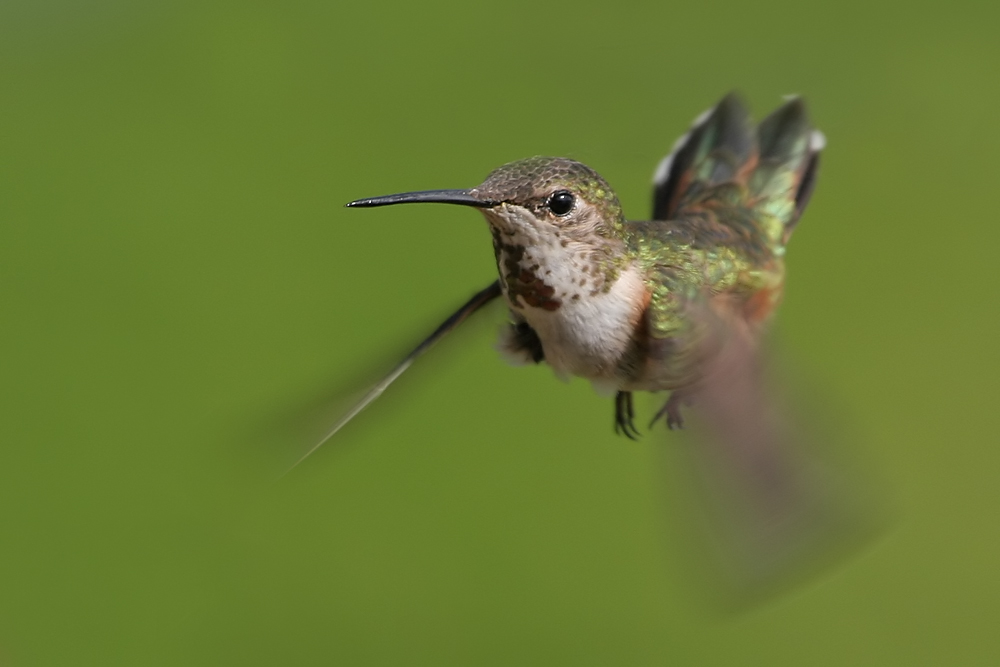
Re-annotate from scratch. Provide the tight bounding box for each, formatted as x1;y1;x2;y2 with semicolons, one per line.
651;391;689;431
614;391;641;440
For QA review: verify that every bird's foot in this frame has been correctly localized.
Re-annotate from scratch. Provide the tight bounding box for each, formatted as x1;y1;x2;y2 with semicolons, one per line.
651;391;691;430
614;391;641;440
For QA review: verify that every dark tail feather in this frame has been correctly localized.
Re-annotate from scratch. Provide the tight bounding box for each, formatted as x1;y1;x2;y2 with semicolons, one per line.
652;95;825;243
752;97;824;241
652;92;755;221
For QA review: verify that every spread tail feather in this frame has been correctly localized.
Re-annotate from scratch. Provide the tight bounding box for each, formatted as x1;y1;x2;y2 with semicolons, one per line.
652;93;824;244
652;93;754;221
753;97;824;241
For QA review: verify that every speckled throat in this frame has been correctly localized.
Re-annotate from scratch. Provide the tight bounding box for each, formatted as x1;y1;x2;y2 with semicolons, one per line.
489;226;627;312
480;200;646;384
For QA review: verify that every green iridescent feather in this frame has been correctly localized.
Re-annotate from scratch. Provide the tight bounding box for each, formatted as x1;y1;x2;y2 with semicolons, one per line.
623;94;821;380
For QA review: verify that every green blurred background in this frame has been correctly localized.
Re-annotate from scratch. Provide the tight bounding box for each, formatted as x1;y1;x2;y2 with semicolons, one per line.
1;0;998;664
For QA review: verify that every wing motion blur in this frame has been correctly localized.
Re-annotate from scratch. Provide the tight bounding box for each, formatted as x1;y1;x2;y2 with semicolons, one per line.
283;281;502;474
645;96;876;600
658;306;881;603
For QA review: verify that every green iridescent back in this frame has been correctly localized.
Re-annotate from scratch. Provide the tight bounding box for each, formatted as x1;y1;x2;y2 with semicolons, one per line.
628;94;822;356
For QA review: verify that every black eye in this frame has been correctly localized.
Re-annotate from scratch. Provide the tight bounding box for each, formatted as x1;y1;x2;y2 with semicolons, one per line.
547;190;575;216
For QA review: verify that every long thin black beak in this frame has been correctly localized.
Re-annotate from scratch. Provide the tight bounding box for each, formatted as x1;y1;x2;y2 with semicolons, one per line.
345;189;498;208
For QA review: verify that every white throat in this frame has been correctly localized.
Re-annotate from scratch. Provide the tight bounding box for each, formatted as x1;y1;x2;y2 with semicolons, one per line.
485;205;646;385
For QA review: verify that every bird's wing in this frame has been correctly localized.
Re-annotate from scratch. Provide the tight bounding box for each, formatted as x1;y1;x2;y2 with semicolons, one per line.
656;300;881;603
283;281;502;474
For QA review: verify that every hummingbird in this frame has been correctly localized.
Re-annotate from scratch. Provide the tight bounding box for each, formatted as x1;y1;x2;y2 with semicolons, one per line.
285;96;880;597
289;92;824;471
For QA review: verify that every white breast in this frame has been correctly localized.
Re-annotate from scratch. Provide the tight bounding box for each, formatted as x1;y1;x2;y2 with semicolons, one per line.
497;236;646;388
527;266;645;384
483;203;647;391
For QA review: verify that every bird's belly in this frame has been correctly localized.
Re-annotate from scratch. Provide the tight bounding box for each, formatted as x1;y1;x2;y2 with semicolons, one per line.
508;267;646;386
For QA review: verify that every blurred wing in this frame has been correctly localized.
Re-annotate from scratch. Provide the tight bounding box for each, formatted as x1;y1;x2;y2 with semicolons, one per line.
659;311;880;603
282;281;502;474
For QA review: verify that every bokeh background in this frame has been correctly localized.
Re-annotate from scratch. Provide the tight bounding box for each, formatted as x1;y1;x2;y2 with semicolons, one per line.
1;0;998;664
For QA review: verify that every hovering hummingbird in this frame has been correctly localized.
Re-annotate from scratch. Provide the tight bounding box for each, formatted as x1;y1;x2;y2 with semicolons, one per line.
287;96;879;597
288;93;824;471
